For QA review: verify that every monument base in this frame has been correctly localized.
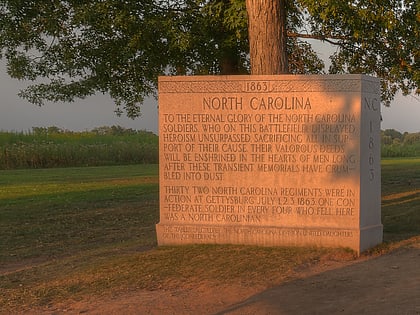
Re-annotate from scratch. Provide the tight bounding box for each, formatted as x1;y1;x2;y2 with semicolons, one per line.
156;223;383;254
359;224;384;253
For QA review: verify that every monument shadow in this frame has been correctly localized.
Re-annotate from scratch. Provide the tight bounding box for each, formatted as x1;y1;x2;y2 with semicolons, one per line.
214;246;420;315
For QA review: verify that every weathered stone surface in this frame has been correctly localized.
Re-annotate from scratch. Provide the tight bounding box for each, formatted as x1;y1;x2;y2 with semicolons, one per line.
156;74;382;253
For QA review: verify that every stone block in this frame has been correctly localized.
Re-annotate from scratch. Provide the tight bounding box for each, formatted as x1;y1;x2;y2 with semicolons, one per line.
156;74;383;254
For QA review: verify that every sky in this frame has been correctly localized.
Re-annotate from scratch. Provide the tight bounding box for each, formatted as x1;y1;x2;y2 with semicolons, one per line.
0;62;419;134
0;62;159;134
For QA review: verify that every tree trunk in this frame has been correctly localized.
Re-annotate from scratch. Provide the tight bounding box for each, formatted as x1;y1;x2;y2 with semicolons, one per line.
246;0;288;74
220;46;244;75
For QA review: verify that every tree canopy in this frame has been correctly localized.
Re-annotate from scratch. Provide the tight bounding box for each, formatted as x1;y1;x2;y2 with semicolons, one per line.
0;0;418;117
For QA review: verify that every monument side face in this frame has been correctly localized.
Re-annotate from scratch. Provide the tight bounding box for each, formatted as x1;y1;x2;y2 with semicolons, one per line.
359;78;383;251
156;74;383;253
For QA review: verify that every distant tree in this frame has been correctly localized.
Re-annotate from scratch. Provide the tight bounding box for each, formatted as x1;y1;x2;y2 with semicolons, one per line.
403;132;420;145
0;1;418;117
32;126;63;135
47;126;64;134
92;126;113;136
381;134;393;145
31;127;49;136
383;128;404;141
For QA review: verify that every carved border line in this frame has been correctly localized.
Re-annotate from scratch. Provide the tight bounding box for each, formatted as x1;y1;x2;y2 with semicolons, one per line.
159;79;378;94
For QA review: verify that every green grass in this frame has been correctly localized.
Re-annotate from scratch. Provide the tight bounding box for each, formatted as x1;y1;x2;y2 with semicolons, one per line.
381;158;420;242
1;160;419;312
0;165;159;265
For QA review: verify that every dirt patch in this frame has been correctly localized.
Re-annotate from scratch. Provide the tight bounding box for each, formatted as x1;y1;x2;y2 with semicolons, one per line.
24;241;420;315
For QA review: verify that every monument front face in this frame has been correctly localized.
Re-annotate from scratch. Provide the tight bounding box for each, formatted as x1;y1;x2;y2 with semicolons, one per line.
156;74;382;253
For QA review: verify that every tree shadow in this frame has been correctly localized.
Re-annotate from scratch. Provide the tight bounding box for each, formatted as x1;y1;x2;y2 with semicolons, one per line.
214;246;420;315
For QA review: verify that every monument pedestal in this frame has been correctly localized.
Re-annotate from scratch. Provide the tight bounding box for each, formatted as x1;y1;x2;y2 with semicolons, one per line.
156;74;383;254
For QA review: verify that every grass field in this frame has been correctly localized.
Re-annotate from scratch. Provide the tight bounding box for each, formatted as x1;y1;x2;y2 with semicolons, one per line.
1;159;419;311
381;158;420;242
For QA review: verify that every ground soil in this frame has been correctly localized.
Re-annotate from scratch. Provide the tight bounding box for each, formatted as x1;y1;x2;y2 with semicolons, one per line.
28;241;420;315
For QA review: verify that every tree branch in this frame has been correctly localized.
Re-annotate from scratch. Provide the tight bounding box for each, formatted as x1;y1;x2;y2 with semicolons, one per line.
287;32;347;46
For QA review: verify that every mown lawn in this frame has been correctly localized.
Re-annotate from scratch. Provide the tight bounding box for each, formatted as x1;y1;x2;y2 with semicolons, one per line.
0;165;159;264
381;158;420;242
0;160;419;312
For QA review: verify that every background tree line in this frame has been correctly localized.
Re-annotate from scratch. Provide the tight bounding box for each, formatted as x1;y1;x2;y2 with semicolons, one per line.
382;129;420;157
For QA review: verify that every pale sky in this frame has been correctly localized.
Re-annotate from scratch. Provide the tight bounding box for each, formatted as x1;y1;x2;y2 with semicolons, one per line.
0;62;418;134
0;62;159;134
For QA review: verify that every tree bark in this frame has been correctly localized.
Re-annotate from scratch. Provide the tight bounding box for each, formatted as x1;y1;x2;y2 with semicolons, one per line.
246;0;288;74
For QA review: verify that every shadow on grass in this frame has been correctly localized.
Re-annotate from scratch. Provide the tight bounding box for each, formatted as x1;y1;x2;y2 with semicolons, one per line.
215;244;420;315
0;182;160;266
382;190;420;243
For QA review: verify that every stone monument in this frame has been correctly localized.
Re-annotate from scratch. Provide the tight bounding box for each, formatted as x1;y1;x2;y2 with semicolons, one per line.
156;74;382;254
